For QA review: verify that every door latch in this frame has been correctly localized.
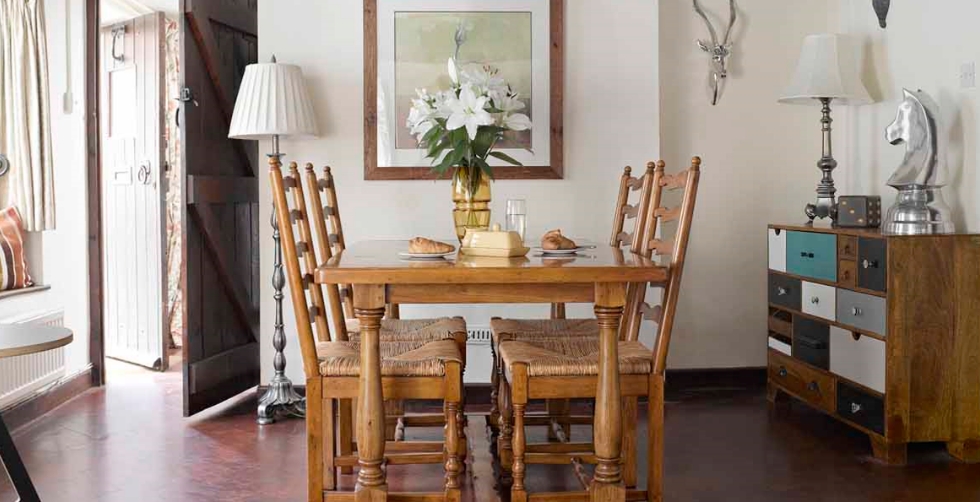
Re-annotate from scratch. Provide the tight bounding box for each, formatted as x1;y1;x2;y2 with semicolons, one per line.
137;163;151;185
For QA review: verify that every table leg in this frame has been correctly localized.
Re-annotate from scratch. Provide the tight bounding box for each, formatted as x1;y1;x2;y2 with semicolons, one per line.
591;282;626;502
0;413;40;502
354;284;388;502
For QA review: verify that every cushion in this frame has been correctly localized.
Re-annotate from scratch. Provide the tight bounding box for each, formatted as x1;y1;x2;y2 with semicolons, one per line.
498;337;653;379
316;339;463;377
0;206;34;291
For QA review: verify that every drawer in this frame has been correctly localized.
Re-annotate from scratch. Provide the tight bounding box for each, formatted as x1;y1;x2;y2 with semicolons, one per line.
768;273;801;311
793;316;830;370
837;289;887;336
857;237;887;292
837;381;885;435
768;336;791;356
838;235;858;261
768;228;787;272
786;231;837;282
830;327;886;394
769;349;837;413
839;260;857;288
801;281;836;321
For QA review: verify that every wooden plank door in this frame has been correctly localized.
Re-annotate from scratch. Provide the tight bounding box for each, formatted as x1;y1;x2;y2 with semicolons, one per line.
179;0;260;416
100;13;168;371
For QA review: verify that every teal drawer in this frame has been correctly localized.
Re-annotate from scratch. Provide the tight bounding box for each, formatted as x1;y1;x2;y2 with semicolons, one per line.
786;231;837;282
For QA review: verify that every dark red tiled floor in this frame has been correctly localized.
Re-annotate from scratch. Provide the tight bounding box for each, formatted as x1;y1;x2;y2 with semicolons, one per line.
2;355;980;501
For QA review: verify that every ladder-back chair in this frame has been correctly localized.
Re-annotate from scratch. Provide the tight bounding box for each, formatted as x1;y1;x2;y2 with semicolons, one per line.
270;158;466;502
495;157;702;502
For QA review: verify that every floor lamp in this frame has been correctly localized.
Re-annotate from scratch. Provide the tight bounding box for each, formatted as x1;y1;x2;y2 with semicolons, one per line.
229;56;319;424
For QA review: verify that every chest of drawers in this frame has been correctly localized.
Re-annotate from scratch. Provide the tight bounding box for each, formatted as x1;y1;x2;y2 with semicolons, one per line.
766;224;980;465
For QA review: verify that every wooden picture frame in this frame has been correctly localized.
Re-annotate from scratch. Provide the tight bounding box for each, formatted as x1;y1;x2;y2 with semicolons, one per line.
364;0;564;180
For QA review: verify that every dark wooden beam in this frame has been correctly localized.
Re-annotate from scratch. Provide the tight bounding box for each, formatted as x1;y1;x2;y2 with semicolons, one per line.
86;0;105;387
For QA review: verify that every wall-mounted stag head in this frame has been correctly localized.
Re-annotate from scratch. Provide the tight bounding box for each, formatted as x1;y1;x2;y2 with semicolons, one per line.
693;0;737;106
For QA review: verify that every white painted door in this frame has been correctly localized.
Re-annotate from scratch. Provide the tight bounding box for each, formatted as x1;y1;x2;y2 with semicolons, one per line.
100;13;168;370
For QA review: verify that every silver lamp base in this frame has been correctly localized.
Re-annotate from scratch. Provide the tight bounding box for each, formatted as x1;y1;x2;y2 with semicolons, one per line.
883;187;955;235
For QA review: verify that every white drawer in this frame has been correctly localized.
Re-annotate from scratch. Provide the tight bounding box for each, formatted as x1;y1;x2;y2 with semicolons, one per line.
830;326;885;394
768;228;787;272
768;336;791;356
802;281;836;321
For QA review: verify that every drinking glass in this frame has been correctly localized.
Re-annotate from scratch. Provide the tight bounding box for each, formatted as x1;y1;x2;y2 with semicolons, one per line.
506;199;527;243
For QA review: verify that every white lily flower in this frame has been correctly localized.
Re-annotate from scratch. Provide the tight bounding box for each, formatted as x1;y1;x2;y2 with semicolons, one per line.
446;85;494;140
495;92;526;113
503;112;532;132
462;65;506;95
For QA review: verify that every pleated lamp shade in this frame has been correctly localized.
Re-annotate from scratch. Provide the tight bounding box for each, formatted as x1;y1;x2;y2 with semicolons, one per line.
779;34;873;106
228;62;319;139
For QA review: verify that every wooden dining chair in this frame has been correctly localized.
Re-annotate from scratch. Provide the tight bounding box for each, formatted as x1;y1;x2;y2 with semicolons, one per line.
489;164;657;446
303;163;469;456
495;157;702;502
270;158;466;502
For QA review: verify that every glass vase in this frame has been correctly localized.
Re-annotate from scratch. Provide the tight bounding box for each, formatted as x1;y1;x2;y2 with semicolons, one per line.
451;169;492;243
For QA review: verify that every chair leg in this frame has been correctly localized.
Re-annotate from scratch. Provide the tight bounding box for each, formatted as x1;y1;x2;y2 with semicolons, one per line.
339;398;355;475
497;371;514;474
489;343;501;437
648;374;665;502
622;397;638;488
323;397;336;491
308;379;325;502
445;363;463;502
511;364;528;502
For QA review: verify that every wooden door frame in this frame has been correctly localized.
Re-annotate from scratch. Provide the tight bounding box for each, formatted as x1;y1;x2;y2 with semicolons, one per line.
86;0;106;386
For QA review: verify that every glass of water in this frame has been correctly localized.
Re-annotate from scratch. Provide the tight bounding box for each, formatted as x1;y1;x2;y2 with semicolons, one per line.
506;199;527;243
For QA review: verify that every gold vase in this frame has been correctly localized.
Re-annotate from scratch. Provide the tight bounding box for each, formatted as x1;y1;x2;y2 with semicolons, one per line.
452;169;492;243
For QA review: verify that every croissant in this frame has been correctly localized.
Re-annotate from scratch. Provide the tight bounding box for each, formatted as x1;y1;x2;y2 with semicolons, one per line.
409;237;456;254
541;229;577;250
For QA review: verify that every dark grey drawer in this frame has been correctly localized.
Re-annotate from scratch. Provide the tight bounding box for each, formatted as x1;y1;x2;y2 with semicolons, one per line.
769;273;801;311
858;238;887;292
837;382;884;435
837;289;887;336
793;316;830;370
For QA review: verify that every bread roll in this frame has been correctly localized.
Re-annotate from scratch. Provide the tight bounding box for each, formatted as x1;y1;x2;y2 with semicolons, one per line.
541;229;577;250
409;237;456;254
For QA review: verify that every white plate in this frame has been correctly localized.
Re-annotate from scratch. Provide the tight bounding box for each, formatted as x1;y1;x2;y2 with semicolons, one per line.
398;251;456;260
532;246;594;255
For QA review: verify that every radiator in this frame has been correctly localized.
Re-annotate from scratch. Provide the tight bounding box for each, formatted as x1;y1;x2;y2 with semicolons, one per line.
465;326;493;385
0;310;67;409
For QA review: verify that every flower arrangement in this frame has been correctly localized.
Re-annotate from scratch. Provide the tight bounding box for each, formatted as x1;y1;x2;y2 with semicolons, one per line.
406;58;532;193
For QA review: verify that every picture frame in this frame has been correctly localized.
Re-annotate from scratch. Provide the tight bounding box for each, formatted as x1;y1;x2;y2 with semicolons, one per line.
364;0;564;180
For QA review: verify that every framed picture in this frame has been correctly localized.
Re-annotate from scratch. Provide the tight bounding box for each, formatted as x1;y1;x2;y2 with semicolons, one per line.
364;0;564;180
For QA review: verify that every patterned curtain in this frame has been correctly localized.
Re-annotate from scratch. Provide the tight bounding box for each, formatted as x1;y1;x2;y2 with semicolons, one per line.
0;0;56;231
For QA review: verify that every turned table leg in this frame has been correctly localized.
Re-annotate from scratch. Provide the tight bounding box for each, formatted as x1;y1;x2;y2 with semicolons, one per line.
591;282;627;502
354;285;388;502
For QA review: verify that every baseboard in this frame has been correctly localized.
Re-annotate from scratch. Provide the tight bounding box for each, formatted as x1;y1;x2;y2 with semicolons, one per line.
0;366;95;432
262;367;766;409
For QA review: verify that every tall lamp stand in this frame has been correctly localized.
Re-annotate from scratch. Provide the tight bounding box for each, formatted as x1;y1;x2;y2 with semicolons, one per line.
257;147;306;425
805;97;838;223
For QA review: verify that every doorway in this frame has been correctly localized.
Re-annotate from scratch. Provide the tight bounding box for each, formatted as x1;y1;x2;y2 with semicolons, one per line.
98;0;182;372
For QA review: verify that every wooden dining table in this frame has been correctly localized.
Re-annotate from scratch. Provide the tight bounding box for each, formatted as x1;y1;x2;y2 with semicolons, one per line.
315;240;668;502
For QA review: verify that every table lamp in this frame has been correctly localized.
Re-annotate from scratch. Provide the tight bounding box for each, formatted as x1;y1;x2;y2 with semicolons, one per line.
229;56;318;424
779;34;873;224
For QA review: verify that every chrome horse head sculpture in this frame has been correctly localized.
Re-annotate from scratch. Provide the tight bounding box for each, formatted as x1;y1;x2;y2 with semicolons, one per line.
694;0;737;106
883;89;955;234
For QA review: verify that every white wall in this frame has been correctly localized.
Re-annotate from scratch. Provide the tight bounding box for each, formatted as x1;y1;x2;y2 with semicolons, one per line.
838;0;980;232
258;0;840;382
660;0;839;369
0;0;92;376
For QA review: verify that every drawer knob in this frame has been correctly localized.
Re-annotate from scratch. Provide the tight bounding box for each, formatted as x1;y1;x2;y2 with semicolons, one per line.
852;307;864;316
862;259;879;269
810;296;820;305
844;245;852;255
778;367;788;378
850;402;863;414
777;287;789;296
807;381;820;393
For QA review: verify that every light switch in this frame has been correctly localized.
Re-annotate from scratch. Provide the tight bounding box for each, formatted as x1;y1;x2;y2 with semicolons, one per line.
960;62;976;89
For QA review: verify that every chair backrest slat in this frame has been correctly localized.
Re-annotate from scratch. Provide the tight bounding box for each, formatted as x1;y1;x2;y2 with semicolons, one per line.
286;163;331;343
304;163;350;342
269;157;320;378
609;166;655;248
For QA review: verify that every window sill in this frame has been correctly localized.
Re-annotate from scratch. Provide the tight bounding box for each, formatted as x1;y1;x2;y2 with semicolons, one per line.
0;285;51;301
